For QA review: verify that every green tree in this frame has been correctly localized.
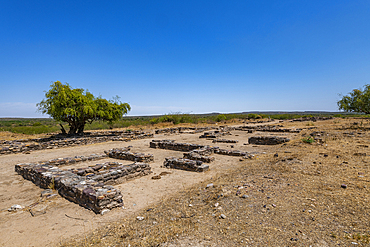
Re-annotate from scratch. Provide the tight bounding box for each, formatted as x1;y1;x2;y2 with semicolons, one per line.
37;81;131;134
337;84;370;114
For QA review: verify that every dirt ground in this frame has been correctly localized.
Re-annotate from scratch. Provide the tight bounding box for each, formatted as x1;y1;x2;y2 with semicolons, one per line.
1;118;369;246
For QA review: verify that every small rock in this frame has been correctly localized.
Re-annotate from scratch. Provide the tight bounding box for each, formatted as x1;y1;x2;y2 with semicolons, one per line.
214;202;219;207
219;214;226;219
101;209;110;215
136;216;144;221
8;204;24;212
274;153;278;157
272;204;276;207
151;175;161;180
188;204;193;207
341;184;347;189
46;194;57;199
242;195;249;198
206;183;214;188
41;189;53;197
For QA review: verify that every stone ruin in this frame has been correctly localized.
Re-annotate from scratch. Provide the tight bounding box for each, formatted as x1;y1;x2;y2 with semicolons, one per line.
163;157;209;172
155;127;212;135
235;125;301;133
1;130;153;156
248;136;290;145
199;130;231;139
105;148;154;163
150;140;253;172
183;152;215;163
15;148;153;214
212;139;238;143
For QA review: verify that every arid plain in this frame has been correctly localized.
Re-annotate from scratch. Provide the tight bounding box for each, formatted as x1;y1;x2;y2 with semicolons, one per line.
1;118;369;246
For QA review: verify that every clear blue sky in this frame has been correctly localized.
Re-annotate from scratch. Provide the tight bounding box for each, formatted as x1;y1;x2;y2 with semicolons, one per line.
1;1;369;117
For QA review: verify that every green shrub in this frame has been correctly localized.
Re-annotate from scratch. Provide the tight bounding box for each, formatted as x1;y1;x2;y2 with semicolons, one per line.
301;136;315;144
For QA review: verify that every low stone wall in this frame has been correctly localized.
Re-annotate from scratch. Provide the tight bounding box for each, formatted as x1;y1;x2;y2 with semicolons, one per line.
163;157;209;172
212;139;238;143
69;162;152;184
150;140;205;152
292;116;333;122
192;147;214;156
155;127;212;135
213;148;249;157
38;153;108;166
15;163;123;213
183;152;215;163
235;125;301;133
248;136;290;145
151;140;251;159
0;130;153;156
199;130;228;139
105;148;154;163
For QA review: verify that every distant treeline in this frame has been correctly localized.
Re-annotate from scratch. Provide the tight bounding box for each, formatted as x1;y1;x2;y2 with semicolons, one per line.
0;112;367;135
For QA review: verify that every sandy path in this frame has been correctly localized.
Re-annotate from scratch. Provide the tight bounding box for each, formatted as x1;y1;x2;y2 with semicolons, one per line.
0;124;293;247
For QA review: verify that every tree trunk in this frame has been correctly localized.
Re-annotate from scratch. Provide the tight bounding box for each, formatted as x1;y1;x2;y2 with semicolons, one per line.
77;123;85;134
68;123;77;135
59;124;67;135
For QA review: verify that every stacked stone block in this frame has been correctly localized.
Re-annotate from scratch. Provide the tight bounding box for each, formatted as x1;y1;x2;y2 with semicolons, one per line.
248;136;290;145
15;163;123;213
150;140;204;152
183;152;215;163
212;139;238;143
105;148;154;163
163;157;209;172
235;125;301;133
0;130;153;156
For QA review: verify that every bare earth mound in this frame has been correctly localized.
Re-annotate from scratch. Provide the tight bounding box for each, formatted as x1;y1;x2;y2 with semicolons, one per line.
1;118;369;246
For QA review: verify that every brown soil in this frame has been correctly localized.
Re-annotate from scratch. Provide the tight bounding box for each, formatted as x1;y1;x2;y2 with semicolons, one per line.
1;118;369;246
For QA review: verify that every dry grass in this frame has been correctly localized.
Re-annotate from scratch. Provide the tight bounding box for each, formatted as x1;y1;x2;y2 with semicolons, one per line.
56;118;370;246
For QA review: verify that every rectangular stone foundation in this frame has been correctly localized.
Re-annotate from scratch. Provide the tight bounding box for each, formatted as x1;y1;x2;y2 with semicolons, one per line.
15;151;153;213
150;140;251;158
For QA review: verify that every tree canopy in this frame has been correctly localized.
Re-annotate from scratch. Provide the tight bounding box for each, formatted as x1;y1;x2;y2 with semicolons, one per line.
37;81;131;134
337;84;370;115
